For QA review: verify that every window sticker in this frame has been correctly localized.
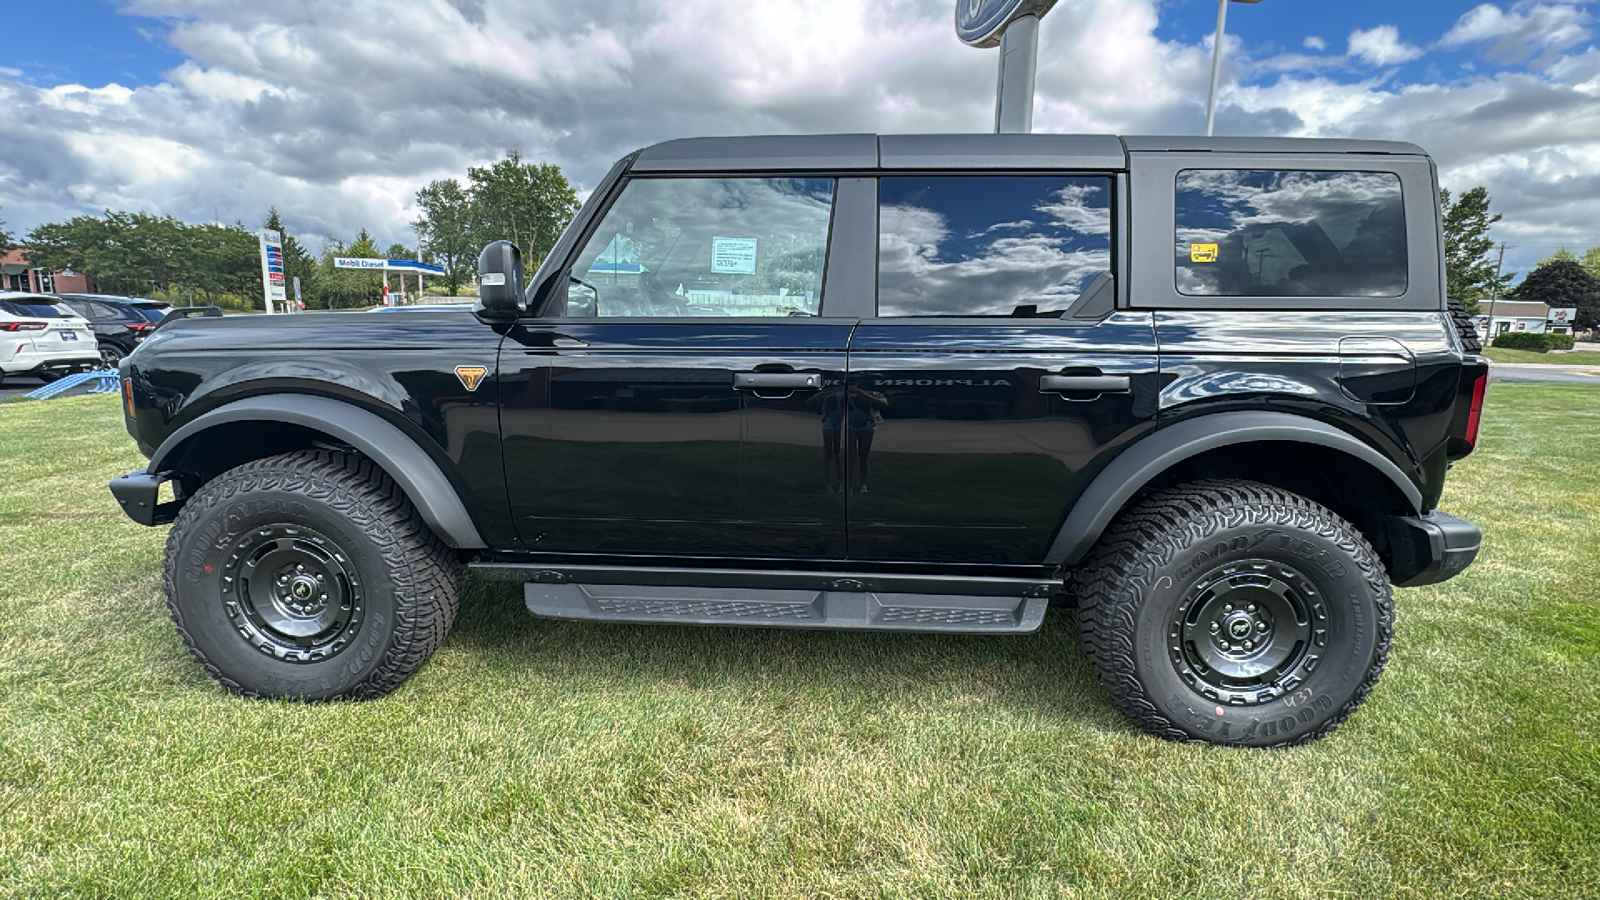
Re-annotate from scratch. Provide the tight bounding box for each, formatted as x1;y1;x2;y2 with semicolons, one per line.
711;237;758;274
1190;243;1218;263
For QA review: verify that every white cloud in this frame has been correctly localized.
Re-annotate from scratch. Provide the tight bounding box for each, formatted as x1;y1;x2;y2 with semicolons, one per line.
0;0;1596;285
1441;2;1592;66
1347;25;1424;66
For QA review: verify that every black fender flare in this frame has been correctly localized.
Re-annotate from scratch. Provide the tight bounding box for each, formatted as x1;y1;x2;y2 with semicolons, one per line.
1046;411;1424;567
149;394;487;549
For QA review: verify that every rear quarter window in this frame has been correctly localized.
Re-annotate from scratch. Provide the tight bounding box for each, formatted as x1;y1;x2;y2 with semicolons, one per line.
0;300;74;318
1175;169;1406;298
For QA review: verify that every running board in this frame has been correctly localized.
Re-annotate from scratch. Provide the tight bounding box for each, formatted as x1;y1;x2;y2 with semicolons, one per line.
469;563;1055;634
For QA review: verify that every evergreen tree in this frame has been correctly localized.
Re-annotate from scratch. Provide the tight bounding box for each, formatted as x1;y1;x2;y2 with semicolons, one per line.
1440;186;1512;315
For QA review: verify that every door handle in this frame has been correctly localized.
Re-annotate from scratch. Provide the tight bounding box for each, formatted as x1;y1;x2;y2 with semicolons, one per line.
552;337;589;349
1038;374;1131;394
733;372;822;391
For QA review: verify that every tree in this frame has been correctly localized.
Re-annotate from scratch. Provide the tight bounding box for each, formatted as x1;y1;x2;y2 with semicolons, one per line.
412;178;477;294
1539;248;1578;265
384;242;410;260
1581;246;1600;284
1512;258;1600;330
0;205;13;253
467;160;579;268
1440;186;1512;315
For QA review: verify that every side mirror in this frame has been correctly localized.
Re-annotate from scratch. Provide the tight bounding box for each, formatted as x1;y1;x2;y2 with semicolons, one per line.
476;240;525;315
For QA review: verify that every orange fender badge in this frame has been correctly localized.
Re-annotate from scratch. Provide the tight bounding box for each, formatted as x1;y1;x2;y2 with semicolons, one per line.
455;366;488;392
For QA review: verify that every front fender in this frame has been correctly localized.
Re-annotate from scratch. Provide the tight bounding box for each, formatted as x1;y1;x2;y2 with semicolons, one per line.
147;394;487;549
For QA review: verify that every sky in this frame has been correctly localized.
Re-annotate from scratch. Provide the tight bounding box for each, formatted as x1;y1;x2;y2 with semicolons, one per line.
1;0;1597;282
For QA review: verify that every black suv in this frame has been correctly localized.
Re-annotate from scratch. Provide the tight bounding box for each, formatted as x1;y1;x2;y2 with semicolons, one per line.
56;294;170;366
109;134;1487;746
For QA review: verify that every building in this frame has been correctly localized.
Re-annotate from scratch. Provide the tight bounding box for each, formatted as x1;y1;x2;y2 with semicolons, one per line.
0;249;97;294
1474;300;1553;340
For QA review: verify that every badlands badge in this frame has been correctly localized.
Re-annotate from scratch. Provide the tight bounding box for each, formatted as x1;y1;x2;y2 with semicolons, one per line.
455;365;488;392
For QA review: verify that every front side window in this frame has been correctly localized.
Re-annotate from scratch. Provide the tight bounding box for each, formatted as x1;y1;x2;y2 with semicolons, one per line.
566;177;834;318
878;176;1112;317
1175;169;1407;298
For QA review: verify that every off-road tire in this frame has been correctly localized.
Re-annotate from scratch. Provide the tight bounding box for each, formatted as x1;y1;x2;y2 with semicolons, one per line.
1073;479;1393;747
1448;298;1483;353
162;449;461;700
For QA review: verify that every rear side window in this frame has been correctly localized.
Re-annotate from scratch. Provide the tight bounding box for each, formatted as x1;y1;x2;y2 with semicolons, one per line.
1175;169;1406;298
0;300;73;318
878;176;1112;317
567;177;834;318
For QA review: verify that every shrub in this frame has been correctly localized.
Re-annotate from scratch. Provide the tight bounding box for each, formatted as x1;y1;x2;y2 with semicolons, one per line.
1491;331;1574;351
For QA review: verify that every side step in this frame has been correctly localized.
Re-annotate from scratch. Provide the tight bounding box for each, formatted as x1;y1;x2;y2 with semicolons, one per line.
469;563;1056;634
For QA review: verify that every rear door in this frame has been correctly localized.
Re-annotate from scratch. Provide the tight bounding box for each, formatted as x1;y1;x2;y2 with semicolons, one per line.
500;174;857;558
845;173;1159;564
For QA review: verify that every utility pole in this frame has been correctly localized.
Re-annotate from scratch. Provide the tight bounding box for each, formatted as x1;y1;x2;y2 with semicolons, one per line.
1485;242;1508;343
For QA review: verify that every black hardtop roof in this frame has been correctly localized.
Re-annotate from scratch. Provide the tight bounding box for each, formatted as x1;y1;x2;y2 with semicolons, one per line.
630;133;1427;173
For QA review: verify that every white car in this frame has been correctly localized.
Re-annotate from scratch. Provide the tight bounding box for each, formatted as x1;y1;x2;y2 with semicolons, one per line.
0;292;101;386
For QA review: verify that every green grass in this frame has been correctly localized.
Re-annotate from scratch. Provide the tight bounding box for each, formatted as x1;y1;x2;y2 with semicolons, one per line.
2;388;1597;898
1484;346;1600;365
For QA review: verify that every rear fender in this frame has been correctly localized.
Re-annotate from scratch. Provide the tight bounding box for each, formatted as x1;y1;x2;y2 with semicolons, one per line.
1047;411;1424;567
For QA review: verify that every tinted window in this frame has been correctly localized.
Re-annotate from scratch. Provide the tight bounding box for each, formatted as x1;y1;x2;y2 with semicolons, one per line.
1175;169;1406;297
878;176;1112;317
89;300;133;321
0;300;73;318
567;177;834;318
133;305;171;323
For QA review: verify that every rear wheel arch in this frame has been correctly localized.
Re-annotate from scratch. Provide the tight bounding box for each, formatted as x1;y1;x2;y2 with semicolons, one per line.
150;394;487;550
1049;412;1423;573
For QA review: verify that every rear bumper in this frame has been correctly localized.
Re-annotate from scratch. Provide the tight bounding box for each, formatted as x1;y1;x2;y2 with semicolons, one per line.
109;468;180;526
1388;511;1482;587
1;344;100;374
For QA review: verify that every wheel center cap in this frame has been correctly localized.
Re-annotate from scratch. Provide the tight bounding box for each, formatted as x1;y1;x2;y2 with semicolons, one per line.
290;578;316;601
1228;617;1253;639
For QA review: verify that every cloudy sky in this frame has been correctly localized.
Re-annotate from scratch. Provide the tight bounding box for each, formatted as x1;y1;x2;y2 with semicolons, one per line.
3;0;1597;280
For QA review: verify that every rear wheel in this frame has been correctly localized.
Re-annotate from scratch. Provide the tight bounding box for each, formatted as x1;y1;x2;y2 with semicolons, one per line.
162;449;462;699
99;343;126;367
1073;479;1393;747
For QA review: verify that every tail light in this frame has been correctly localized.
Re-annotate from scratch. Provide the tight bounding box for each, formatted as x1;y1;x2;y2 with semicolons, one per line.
0;321;48;332
125;323;155;333
1463;362;1490;449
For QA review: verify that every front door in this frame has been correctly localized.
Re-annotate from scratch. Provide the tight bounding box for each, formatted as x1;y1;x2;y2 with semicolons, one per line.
846;174;1159;564
500;174;854;558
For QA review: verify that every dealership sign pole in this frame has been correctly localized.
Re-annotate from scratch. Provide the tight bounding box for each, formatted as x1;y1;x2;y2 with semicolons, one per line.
956;0;1058;133
258;230;287;315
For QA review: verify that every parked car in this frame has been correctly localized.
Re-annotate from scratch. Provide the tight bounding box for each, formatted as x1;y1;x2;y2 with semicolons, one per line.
55;294;171;366
110;134;1488;747
0;292;99;385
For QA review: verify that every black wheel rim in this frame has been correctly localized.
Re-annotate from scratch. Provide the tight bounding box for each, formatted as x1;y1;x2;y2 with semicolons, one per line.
1168;559;1327;707
220;523;365;664
100;346;124;366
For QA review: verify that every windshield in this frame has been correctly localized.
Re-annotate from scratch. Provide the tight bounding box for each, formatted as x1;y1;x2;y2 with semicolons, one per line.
0;300;74;319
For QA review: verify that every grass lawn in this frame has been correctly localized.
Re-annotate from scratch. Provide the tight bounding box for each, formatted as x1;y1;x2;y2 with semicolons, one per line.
2;387;1597;898
1484;346;1600;365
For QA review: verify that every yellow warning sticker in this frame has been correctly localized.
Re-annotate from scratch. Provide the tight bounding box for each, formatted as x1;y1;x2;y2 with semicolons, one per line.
1190;243;1219;263
455;366;488;392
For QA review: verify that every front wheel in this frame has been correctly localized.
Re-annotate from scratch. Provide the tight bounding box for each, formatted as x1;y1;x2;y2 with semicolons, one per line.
99;343;126;367
1073;480;1393;747
162;450;462;699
